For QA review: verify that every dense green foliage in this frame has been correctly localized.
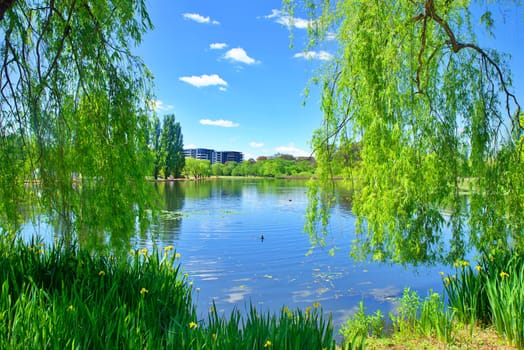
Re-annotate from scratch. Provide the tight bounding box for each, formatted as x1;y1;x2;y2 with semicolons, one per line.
183;155;316;179
287;0;524;263
160;114;185;178
183;158;212;179
0;1;155;238
0;239;337;349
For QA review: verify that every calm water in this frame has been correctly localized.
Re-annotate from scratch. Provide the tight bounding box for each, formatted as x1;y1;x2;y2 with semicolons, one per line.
23;178;454;331
140;179;453;329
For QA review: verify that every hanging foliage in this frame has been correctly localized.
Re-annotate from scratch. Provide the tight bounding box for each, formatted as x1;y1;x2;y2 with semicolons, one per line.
287;0;523;264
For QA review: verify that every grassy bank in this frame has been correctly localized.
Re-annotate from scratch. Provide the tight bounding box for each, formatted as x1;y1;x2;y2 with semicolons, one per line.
2;237;520;349
340;250;523;349
0;238;336;349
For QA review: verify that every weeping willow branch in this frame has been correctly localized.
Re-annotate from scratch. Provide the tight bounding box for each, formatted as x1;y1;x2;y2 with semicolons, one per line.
414;0;521;134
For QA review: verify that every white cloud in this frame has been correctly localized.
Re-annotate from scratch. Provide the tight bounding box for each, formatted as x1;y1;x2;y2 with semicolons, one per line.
210;42;228;50
265;9;312;29
179;74;228;88
224;48;259;65
250;141;264;148
185;144;197;149
218;86;227;92
183;13;220;25
200;119;239;128
151;100;174;112
294;50;333;61
275;143;310;157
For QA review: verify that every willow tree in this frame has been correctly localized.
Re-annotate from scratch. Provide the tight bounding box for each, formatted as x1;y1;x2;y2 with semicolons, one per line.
0;1;155;243
290;0;523;264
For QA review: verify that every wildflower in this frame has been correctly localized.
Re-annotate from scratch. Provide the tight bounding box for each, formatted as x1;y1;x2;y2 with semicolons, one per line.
500;271;509;279
444;277;450;286
129;249;135;257
98;270;105;276
475;265;482;272
439;271;444;276
313;301;320;309
67;305;74;311
212;333;217;341
210;306;216;313
461;260;469;267
164;245;174;251
305;306;312;314
264;340;272;348
140;247;148;256
140;287;149;295
189;322;198;329
453;262;460;268
175;253;182;259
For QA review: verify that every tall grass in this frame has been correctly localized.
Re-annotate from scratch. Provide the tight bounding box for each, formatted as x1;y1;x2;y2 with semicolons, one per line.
0;238;336;349
339;288;453;349
444;251;524;347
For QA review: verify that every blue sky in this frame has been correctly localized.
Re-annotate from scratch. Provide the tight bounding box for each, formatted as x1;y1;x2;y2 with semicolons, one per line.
135;1;523;160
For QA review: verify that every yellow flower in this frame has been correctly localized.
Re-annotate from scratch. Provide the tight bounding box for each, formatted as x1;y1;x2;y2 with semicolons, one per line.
439;271;444;276
453;262;460;268
164;245;174;251
313;301;320;309
189;322;198;329
209;306;215;313
305;306;312;314
475;265;482;272
140;287;149;295
175;253;182;259
264;340;272;348
98;270;105;276
212;333;217;341
140;247;148;256
67;305;74;311
129;249;135;257
461;260;469;267
500;271;509;279
444;277;450;286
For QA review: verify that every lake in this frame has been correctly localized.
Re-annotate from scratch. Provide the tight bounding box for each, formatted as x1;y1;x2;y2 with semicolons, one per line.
143;179;454;330
23;178;454;332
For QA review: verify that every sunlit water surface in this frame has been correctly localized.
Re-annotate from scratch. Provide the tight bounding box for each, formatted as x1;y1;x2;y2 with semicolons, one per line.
24;179;455;333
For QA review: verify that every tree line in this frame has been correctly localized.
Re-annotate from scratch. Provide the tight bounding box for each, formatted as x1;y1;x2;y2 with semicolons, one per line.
182;155;316;179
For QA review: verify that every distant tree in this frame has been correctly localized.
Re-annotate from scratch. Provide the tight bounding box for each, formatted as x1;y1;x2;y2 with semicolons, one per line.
211;163;224;176
183;158;210;179
161;114;185;178
151;115;164;179
276;153;296;161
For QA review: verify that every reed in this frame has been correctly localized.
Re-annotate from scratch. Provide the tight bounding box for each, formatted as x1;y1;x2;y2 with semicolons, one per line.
443;251;524;347
0;238;337;349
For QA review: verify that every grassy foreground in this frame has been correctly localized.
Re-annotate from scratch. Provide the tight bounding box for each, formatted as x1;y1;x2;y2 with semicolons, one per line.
2;237;521;349
0;238;336;349
340;250;524;350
